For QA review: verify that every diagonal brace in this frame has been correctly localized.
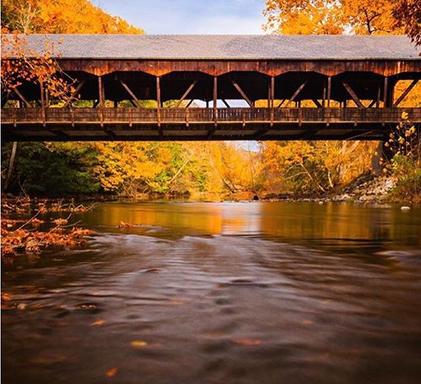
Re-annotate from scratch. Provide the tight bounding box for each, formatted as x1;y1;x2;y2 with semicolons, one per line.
175;81;197;108
120;80;141;108
342;82;364;108
394;79;418;107
231;80;254;108
286;82;307;107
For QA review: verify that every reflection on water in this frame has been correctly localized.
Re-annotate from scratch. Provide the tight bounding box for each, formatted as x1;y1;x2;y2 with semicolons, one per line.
2;202;421;384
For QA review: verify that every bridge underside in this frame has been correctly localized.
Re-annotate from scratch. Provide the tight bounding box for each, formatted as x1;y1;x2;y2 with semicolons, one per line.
2;59;420;141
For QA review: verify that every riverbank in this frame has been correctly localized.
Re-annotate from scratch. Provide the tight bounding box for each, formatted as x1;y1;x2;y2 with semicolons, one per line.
1;197;95;265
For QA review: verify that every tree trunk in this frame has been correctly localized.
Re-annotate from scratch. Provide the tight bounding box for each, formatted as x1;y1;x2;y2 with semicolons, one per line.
4;142;18;192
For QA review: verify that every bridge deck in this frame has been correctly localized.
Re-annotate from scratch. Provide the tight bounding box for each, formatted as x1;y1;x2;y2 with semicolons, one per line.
2;107;420;141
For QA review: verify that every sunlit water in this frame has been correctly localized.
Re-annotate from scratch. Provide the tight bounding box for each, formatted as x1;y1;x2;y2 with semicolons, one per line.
3;202;421;384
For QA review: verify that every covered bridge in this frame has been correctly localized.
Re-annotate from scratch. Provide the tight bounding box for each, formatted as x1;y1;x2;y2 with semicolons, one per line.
2;34;420;141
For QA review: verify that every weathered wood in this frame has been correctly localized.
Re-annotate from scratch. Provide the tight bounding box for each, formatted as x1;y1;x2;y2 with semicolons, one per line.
98;76;104;107
286;82;306;107
213;76;218;124
12;87;31;107
156;76;161;131
175;81;197;108
221;99;231;108
342;82;365;109
394;79;418;107
383;77;388;107
312;99;323;108
231;80;254;108
120;80;141;107
327;77;332;107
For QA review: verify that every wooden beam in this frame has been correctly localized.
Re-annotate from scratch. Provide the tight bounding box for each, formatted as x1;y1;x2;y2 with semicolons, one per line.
383;77;388;107
231;80;253;108
312;99;322;108
342;82;364;108
213;76;218;122
156;76;161;133
98;76;104;107
221;99;231;108
63;80;85;108
186;99;194;108
286;82;306;107
120;80;140;107
277;99;286;109
394;79;418;107
175;81;197;108
270;76;275;126
368;99;376;108
327;76;332;107
270;76;275;109
12;87;31;108
376;86;381;108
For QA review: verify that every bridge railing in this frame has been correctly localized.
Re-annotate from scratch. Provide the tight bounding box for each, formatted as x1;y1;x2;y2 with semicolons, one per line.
2;107;420;124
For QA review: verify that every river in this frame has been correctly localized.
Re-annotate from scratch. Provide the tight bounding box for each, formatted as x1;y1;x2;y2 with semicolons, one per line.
2;201;421;384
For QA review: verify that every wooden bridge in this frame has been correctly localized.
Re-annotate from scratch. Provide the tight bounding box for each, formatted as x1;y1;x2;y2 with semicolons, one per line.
2;35;420;141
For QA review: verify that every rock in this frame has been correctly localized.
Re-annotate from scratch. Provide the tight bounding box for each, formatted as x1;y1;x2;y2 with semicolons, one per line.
400;206;411;211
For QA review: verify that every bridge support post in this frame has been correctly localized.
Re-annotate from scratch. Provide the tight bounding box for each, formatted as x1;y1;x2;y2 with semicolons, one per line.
270;76;275;126
156;76;161;133
213;76;218;125
327;76;332;107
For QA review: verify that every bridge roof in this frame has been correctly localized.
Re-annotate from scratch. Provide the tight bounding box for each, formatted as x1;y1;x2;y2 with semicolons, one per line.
6;34;420;61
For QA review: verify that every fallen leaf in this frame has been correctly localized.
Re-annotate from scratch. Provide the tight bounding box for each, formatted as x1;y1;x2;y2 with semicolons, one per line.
90;319;105;326
130;340;148;348
1;293;11;302
232;338;262;346
301;320;314;326
106;368;118;378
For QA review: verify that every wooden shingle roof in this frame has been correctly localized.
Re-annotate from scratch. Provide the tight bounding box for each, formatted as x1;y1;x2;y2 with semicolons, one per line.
5;34;421;60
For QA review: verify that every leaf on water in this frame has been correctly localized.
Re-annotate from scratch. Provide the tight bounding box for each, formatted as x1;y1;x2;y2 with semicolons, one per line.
301;319;314;326
1;292;11;302
232;338;262;346
105;367;118;378
130;340;148;348
90;319;105;326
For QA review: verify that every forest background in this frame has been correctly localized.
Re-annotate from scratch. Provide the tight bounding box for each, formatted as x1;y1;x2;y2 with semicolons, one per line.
1;0;420;201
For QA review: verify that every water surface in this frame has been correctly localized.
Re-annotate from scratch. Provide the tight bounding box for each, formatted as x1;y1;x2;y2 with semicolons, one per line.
3;202;421;384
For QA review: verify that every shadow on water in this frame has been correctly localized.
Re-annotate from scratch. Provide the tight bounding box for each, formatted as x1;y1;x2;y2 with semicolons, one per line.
2;201;421;384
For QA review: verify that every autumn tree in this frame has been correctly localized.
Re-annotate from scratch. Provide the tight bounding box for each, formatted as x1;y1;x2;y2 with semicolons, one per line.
1;0;142;34
393;0;421;46
264;0;402;35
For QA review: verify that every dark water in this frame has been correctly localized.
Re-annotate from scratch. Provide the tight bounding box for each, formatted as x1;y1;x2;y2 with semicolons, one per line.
3;201;421;384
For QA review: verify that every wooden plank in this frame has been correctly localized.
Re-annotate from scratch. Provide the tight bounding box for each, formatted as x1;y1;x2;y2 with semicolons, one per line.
270;76;275;126
120;80;140;107
342;82;364;108
186;99;194;108
175;81;197;108
231;80;254;108
327;76;332;107
383;77;388;107
221;99;231;108
12;87;31;107
98;76;104;107
312;99;322;108
156;76;161;133
394;79;418;107
213;76;218;124
286;82;306;107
